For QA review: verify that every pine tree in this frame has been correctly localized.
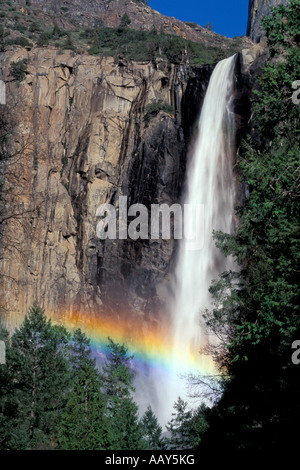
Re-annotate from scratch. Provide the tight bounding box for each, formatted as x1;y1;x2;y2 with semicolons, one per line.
64;33;74;50
4;302;70;449
57;329;108;450
119;13;131;30
187;404;209;449
0;320;12;449
140;405;165;450
52;23;61;38
101;337;146;450
166;397;193;450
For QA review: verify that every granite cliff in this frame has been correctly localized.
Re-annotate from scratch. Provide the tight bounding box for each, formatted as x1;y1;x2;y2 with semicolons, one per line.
247;0;291;42
10;0;251;50
0;1;270;329
0;46;216;326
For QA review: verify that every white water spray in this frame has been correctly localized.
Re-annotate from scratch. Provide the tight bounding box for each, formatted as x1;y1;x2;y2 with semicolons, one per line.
163;55;238;420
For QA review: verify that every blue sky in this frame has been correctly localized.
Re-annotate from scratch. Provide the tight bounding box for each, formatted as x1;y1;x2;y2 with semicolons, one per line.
149;0;249;38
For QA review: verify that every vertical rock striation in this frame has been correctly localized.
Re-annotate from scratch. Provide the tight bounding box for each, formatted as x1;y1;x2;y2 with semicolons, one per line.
0;47;214;326
247;0;290;43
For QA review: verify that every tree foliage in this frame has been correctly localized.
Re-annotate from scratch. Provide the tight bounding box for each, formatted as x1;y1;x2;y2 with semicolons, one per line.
57;329;108;450
199;0;300;454
0;302;70;449
0;306;215;451
0;306;155;450
9;59;28;82
166;397;193;450
140;405;166;450
88;26;225;64
144;100;175;125
119;13;131;31
100;338;146;450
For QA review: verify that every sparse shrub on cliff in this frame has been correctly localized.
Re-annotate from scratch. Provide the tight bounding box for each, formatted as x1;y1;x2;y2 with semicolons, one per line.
9;58;28;82
88;26;221;64
63;32;74;50
144;100;175;125
0;1;238;65
52;23;64;38
185;22;198;29
29;21;42;33
204;22;214;31
36;31;52;46
119;12;131;30
14;21;27;33
61;156;68;167
6;36;32;47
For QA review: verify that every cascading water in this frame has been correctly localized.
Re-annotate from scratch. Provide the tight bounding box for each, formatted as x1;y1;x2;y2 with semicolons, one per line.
159;55;238;423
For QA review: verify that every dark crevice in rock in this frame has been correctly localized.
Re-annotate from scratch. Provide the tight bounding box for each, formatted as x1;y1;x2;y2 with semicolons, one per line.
68;123;92;276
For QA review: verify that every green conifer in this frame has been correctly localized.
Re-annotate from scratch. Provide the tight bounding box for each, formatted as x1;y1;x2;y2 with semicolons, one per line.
166;397;192;450
57;329;108;450
4;302;70;449
140;405;166;450
101;337;146;450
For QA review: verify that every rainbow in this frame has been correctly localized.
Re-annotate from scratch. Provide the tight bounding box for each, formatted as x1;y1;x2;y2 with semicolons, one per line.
51;310;217;378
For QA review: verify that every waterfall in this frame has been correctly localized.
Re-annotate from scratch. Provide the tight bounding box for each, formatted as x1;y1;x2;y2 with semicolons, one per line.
162;55;237;421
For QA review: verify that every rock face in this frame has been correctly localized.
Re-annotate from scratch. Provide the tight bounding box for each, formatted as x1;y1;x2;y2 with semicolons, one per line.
0;0;268;331
0;35;265;331
247;0;290;43
0;46;214;327
12;0;251;50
